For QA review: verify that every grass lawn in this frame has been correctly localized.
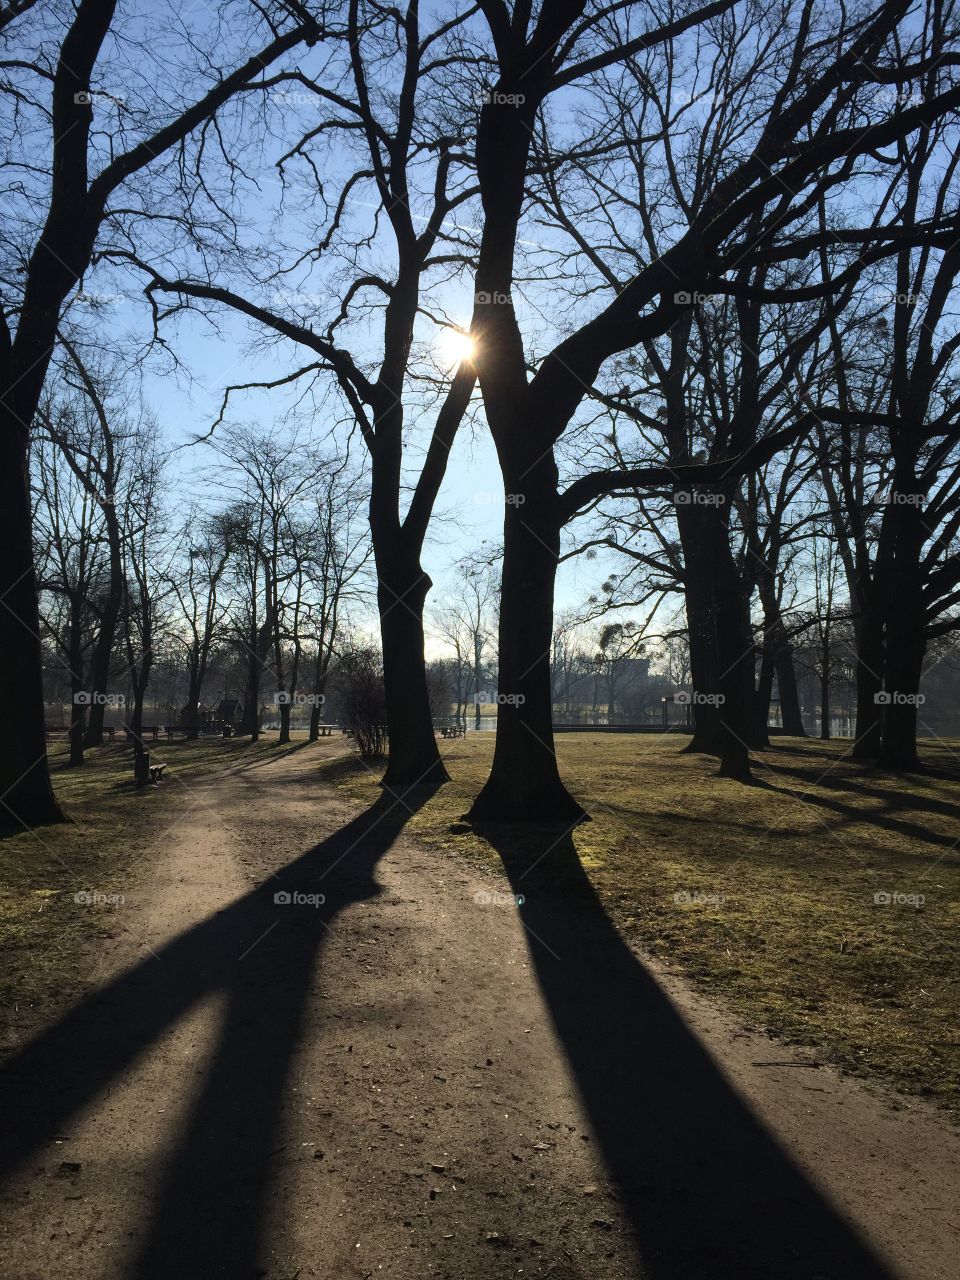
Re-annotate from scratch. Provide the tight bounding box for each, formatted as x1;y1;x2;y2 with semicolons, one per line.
0;733;306;1053
324;733;960;1111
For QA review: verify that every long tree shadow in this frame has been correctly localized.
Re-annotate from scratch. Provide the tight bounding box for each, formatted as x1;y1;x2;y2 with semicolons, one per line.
476;823;895;1279
0;787;434;1277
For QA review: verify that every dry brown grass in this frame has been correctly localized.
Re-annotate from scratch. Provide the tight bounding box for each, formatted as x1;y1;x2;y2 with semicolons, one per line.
324;732;960;1110
0;734;308;1052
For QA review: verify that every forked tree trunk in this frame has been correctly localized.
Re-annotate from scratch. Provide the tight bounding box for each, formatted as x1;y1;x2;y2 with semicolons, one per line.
466;458;585;823
0;431;63;827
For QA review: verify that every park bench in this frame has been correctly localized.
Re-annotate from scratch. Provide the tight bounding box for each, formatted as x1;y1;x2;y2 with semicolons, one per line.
45;725;117;742
439;724;466;739
163;725;191;739
148;762;166;783
316;724;336;737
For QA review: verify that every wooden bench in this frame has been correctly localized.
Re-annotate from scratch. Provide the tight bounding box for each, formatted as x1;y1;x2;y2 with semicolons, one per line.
46;725;117;742
149;762;166;783
316;724;336;737
439;724;466;739
163;725;191;739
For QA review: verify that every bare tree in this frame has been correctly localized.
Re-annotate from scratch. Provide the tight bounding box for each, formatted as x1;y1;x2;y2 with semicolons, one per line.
463;0;960;817
132;0;482;786
0;0;317;823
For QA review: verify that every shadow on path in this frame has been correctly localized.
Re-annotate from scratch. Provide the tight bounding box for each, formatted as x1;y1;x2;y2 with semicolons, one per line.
0;786;434;1277
477;822;895;1280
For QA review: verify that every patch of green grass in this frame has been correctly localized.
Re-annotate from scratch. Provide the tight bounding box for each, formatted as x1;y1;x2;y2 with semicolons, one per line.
0;734;304;1053
323;734;960;1110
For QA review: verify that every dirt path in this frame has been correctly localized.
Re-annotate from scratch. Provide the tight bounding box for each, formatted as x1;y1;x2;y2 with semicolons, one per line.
0;744;957;1279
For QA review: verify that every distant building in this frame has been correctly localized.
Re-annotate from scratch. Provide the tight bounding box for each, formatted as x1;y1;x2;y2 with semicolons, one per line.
217;698;244;730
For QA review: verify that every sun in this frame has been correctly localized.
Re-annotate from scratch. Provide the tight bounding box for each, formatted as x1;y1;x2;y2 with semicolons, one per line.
436;327;475;369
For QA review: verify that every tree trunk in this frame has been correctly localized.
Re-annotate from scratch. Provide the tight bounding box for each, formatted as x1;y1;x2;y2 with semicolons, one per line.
376;547;448;787
184;671;202;740
820;630;831;740
755;644;775;741
852;608;884;759
278;700;291;745
756;570;805;737
473;632;483;730
676;503;755;776
241;629;261;741
466;459;585;823
775;646;805;736
0;428;63;827
84;512;122;747
68;607;85;767
879;490;925;769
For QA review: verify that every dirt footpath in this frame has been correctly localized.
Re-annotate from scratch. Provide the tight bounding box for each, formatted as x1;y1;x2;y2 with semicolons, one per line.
0;744;957;1279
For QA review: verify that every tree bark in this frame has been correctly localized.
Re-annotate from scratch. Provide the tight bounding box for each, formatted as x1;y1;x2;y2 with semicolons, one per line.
67;605;85;767
755;643;775;741
375;545;448;787
879;488;926;769
0;431;64;826
84;505;122;747
852;608;884;759
676;502;756;776
756;567;805;736
466;457;585;823
775;646;806;736
819;629;831;740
